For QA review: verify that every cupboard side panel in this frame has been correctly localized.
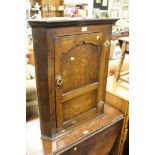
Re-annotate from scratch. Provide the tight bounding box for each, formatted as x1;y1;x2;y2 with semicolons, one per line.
47;30;57;138
32;28;55;138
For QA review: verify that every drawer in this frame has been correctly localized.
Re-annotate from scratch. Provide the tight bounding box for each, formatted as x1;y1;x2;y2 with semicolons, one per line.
59;120;123;155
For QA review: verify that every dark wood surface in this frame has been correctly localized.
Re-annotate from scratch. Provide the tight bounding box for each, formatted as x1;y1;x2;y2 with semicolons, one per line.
29;17;118;28
26;104;123;155
54;31;111;132
32;28;56;138
60;121;122;155
29;18;118;138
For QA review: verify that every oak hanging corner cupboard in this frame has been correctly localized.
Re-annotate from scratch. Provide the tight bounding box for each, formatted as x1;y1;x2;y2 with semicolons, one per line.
29;17;118;140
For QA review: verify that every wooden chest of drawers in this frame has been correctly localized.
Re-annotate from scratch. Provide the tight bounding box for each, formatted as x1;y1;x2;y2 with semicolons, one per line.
29;17;118;139
26;104;124;155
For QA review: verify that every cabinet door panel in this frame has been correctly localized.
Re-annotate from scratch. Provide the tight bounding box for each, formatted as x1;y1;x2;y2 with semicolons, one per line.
55;32;111;132
63;90;97;122
62;43;99;93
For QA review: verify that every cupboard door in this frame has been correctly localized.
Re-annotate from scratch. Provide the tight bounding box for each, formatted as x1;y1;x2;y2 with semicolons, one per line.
55;32;111;132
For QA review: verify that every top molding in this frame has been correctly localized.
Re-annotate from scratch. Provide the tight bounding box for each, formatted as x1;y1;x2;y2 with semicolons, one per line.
28;17;119;28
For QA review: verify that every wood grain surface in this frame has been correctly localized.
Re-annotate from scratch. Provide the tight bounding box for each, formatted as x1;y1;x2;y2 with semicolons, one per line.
26;104;123;155
29;18;118;138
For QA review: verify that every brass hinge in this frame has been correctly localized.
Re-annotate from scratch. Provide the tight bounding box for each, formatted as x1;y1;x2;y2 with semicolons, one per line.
104;40;111;48
98;100;104;108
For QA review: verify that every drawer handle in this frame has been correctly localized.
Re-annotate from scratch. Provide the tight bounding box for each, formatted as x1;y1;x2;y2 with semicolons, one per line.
56;75;63;87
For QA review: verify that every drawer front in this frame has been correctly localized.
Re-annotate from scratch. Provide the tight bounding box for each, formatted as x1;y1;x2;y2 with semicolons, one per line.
54;32;111;132
59;120;123;155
